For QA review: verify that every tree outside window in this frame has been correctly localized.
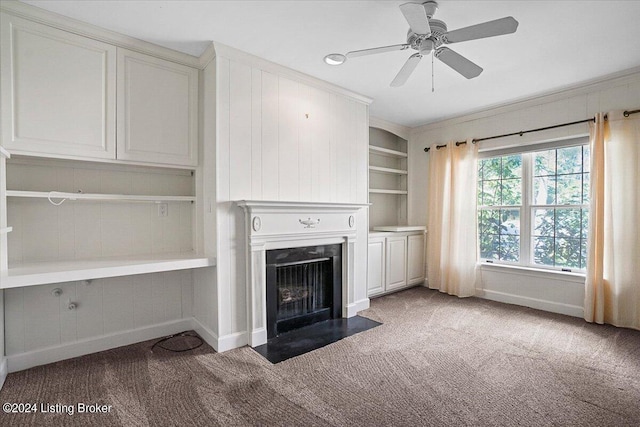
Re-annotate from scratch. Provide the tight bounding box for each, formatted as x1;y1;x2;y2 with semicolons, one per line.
477;144;589;271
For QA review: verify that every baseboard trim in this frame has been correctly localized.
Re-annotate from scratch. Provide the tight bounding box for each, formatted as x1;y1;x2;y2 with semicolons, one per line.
248;328;267;348
347;298;370;317
477;289;584;318
0;357;8;390
7;318;193;373
217;331;248;352
190;318;220;352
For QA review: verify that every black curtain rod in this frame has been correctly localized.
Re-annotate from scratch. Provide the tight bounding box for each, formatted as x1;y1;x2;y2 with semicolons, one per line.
423;109;639;153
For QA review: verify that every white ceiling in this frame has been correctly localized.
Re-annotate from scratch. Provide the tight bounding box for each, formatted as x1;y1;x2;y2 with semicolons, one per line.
21;0;640;128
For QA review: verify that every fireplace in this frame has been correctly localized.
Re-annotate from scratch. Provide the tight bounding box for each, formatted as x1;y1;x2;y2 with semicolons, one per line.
237;200;369;347
266;244;342;338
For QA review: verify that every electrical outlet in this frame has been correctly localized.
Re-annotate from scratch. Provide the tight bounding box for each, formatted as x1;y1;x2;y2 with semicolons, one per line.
158;203;168;217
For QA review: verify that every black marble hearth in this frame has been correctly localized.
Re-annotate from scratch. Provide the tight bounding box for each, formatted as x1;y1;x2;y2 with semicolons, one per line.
253;315;381;363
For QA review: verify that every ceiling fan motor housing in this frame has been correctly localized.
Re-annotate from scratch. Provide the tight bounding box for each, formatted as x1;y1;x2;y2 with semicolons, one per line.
407;19;447;51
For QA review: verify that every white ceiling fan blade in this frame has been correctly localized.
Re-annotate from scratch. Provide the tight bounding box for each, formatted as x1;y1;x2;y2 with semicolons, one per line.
435;47;483;79
399;2;431;35
444;16;519;43
346;44;409;58
390;53;422;87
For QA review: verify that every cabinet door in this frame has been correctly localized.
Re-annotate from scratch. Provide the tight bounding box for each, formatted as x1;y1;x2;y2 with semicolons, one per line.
385;236;407;291
117;48;198;166
367;237;386;296
407;233;426;285
0;14;116;159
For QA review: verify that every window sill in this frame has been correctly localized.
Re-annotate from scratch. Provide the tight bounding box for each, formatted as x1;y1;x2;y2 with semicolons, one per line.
478;262;586;283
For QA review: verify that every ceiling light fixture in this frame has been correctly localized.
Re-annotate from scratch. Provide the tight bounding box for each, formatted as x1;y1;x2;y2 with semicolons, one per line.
324;53;346;65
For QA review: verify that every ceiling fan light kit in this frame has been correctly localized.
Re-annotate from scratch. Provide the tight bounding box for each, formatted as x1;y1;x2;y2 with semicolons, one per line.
323;1;519;87
324;53;347;65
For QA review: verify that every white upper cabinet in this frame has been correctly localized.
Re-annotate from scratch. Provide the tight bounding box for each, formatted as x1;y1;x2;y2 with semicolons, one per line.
0;13;198;167
117;48;198;167
0;14;116;159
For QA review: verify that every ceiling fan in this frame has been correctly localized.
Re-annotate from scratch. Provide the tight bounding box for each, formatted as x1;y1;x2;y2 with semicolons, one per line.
323;1;519;86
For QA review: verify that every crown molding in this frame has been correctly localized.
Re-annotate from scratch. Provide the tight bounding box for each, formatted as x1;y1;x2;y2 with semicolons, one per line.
1;1;202;69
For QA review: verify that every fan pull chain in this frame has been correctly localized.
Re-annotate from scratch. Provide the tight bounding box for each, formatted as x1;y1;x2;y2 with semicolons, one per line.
431;51;435;92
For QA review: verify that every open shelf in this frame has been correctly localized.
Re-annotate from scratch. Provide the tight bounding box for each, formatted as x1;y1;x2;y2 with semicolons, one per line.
368;166;408;175
6;190;195;203
369;145;407;158
369;189;408;195
1;252;216;289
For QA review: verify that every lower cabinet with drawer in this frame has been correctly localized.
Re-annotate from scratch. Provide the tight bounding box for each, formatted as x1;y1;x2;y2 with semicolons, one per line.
367;230;426;297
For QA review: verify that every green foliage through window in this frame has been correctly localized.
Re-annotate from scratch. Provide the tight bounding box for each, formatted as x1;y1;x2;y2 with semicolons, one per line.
477;145;590;271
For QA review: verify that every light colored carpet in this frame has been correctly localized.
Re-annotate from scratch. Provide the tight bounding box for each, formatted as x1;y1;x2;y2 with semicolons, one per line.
1;287;639;426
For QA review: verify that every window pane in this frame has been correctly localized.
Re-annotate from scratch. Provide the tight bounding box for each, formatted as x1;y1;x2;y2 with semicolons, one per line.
482;180;501;206
500;235;520;262
533;209;554;237
557;174;582;205
481;209;500;235
480;234;499;260
534;149;556;176
483;158;501;180
581;239;588;269
555;238;581;269
556;208;582;238
502;179;521;205
500;209;520;236
534;176;556;205
502;155;522;179
533;236;554;266
581;208;589;239
583;172;590;204
557;146;582;174
583;145;590;173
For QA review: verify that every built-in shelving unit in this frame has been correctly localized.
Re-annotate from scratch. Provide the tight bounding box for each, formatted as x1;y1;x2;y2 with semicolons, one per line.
368;127;409;228
1;156;209;289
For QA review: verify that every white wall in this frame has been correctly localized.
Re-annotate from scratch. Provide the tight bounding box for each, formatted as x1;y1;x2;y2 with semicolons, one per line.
212;45;370;345
408;69;640;316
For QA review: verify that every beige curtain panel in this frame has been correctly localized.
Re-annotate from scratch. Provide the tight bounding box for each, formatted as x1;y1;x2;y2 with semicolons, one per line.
584;111;640;330
427;139;478;297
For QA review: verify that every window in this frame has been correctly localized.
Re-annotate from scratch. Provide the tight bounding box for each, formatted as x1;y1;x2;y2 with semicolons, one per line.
477;143;590;272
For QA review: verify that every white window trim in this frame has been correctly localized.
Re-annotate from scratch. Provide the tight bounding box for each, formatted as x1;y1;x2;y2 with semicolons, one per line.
477;136;590;274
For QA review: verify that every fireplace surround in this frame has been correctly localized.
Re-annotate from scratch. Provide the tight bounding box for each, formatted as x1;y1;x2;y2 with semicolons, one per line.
237;200;368;347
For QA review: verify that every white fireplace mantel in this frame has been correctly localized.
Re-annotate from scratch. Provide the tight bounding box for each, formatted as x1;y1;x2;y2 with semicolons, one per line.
237;200;368;346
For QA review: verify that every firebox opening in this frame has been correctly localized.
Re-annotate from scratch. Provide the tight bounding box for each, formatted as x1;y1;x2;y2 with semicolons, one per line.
266;244;342;338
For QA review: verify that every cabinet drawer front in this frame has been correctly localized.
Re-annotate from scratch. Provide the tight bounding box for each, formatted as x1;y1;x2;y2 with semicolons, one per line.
117;48;198;167
1;14;116;159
